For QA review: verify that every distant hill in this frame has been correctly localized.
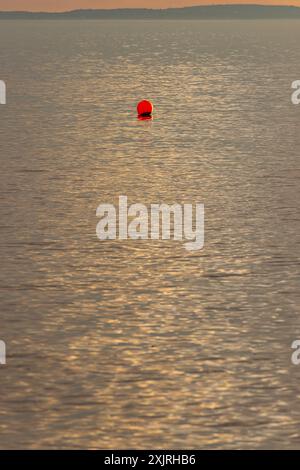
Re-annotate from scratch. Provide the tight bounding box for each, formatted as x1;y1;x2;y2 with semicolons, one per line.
1;5;300;20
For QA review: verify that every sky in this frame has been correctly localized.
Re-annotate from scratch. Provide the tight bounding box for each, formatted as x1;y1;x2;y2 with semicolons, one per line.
0;0;299;12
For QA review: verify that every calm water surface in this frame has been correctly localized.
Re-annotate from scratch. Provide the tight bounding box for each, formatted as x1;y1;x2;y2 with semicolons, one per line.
0;20;300;449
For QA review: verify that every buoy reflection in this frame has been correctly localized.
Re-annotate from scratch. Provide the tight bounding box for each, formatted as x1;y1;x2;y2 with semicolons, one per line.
138;114;153;121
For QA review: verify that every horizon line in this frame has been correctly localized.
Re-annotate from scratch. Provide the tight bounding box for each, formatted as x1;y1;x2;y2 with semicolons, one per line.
0;4;300;14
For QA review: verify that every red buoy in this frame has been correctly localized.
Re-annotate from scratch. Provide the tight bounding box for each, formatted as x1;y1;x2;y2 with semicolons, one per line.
137;100;153;117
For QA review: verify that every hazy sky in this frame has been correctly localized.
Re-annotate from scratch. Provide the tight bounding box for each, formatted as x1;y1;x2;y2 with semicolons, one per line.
0;0;299;12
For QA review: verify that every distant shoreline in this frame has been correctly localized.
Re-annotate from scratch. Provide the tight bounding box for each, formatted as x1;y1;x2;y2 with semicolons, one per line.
1;5;300;20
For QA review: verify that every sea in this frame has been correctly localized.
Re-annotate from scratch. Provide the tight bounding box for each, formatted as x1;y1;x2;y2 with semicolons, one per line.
0;19;300;449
